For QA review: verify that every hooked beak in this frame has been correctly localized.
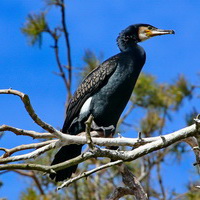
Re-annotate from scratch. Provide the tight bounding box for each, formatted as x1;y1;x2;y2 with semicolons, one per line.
150;29;175;37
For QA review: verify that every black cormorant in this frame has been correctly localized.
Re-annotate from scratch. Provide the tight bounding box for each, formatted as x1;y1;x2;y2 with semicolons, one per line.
50;24;174;181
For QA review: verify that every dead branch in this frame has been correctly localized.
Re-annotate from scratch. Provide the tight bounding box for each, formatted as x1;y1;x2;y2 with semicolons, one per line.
0;140;59;164
107;187;135;200
0;140;56;158
0;123;199;172
0;125;55;138
58;160;123;190
85;115;94;149
183;137;200;173
108;165;148;200
0;163;55;174
1;88;200;192
13;170;45;195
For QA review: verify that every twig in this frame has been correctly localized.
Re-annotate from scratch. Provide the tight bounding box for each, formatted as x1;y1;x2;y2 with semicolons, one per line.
0;140;59;163
85;115;94;149
156;163;166;200
0;163;55;174
0;125;55;138
13;170;45;195
53;32;69;91
60;0;72;102
0;140;56;158
58;160;123;190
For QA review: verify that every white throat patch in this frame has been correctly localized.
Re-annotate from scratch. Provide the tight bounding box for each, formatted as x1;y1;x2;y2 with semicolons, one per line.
138;32;149;42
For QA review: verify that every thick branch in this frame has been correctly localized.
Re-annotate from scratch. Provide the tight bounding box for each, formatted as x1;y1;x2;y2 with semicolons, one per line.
0;123;199;166
0;123;199;184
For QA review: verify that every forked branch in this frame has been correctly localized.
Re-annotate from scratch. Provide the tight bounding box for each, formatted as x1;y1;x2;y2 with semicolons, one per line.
0;88;200;195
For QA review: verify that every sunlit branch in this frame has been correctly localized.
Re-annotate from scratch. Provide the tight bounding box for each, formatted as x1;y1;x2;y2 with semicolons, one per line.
58;160;123;189
0;125;55;139
0;140;56;158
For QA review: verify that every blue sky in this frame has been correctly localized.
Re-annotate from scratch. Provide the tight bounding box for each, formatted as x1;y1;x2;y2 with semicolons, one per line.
0;0;200;199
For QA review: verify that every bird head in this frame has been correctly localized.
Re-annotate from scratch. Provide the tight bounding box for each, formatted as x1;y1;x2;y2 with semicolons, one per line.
137;24;175;42
117;24;175;51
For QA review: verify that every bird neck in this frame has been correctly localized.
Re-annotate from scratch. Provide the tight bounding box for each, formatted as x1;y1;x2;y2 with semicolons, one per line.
117;35;139;52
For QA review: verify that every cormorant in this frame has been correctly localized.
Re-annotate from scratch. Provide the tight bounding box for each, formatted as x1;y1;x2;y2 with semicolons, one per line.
50;24;174;182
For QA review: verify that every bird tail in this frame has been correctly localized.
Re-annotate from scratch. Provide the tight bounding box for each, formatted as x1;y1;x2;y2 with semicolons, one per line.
50;144;82;182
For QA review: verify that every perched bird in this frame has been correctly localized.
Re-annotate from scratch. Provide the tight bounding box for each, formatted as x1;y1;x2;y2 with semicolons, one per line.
50;24;174;181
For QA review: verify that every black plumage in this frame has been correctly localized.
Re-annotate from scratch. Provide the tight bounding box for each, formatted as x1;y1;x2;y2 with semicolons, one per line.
50;24;174;181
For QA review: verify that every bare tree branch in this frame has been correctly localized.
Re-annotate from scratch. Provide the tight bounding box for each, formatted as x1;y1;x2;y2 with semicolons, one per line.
60;0;72;102
0;125;55;138
13;170;45;195
107;187;135;200
58;160;123;190
183;137;200;173
1;88;200;193
108;165;148;200
156;163;166;200
0;140;56;158
0;140;59;163
47;28;69;91
85;115;94;149
0;163;55;174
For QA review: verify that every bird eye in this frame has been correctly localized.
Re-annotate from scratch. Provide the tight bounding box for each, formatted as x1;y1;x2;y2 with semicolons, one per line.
148;26;153;30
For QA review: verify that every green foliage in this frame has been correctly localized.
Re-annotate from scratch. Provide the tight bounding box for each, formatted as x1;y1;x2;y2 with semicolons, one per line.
184;182;200;200
21;12;48;46
20;188;39;200
132;73;193;111
186;192;200;200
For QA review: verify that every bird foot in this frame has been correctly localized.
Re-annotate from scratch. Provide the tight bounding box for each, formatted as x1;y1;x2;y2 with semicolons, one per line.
91;121;115;137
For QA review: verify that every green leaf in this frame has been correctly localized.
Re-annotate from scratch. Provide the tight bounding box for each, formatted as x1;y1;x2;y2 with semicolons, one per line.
21;12;48;46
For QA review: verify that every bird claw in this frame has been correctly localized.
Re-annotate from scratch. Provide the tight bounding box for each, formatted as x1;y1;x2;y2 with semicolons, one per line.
91;121;115;137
